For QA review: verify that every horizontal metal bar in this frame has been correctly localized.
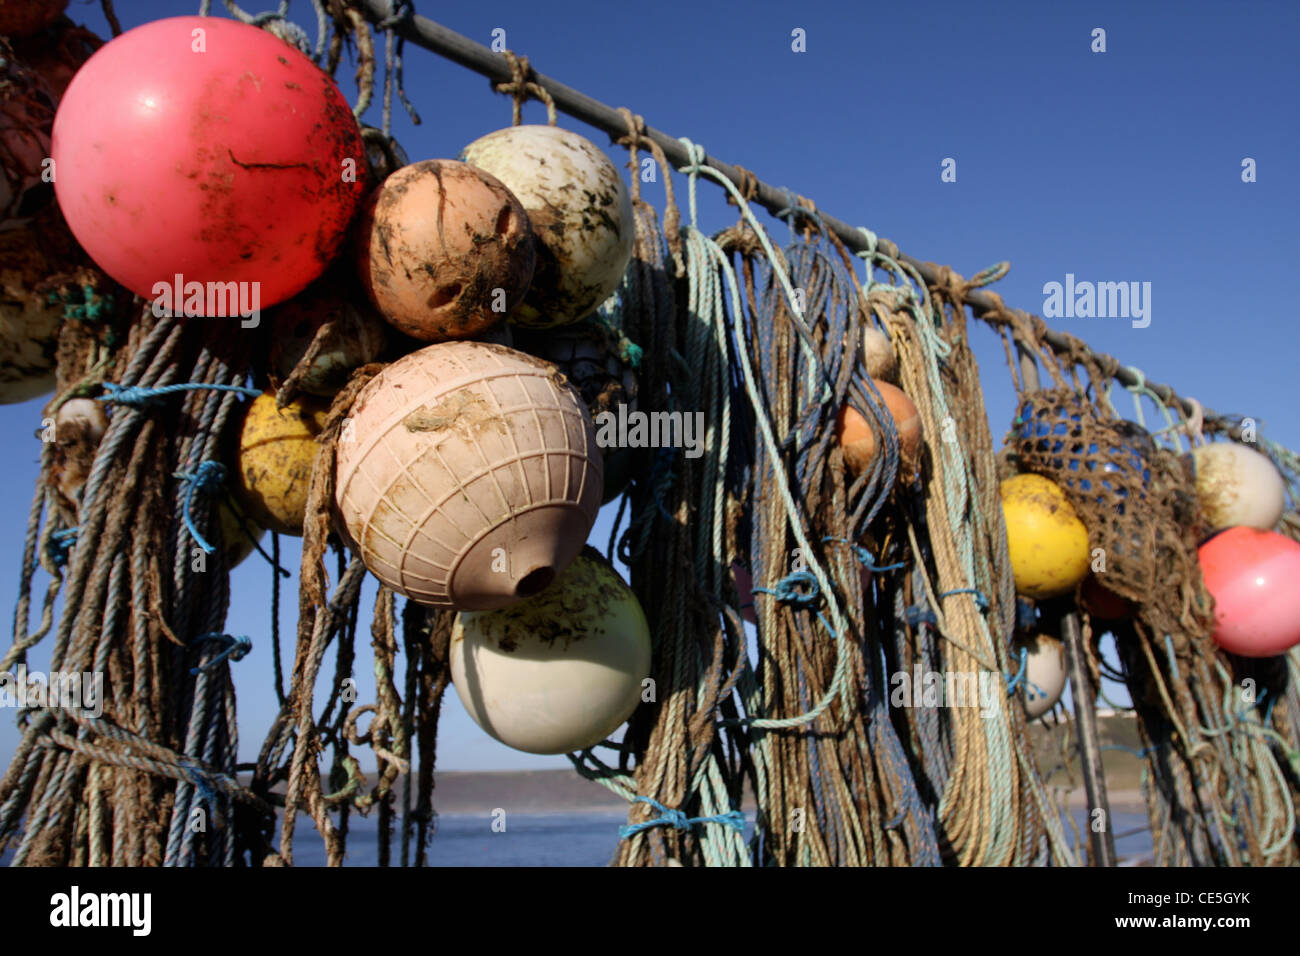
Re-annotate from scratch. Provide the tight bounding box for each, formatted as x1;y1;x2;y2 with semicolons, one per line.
361;0;1244;440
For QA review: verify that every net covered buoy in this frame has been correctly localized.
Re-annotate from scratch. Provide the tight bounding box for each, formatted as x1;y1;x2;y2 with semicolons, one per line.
1001;473;1090;598
1016;632;1067;719
511;316;640;503
1189;442;1285;532
0;202;88;404
51;16;366;308
0;1;68;39
234;393;329;536
1079;573;1133;621
1;41;57;229
267;272;386;397
460;125;633;328
449;547;651;754
335;340;602;610
835;380;922;477
1198;527;1300;658
354;159;535;342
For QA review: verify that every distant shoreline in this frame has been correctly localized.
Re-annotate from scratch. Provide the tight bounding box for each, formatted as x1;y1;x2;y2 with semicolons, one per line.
249;769;1149;816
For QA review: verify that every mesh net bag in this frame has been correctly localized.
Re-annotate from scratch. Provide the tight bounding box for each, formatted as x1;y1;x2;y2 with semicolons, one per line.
1004;388;1210;648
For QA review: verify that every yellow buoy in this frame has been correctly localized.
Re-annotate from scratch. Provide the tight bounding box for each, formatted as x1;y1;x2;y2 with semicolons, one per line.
1001;473;1090;598
449;548;651;754
234;393;329;536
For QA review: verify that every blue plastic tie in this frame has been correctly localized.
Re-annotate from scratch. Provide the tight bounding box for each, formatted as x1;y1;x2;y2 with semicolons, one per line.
754;570;821;608
1005;646;1029;693
47;527;78;567
175;461;227;554
190;632;252;675
618;796;746;839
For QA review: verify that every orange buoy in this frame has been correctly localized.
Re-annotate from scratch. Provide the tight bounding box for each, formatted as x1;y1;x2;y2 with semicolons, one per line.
354;159;535;342
835;380;922;476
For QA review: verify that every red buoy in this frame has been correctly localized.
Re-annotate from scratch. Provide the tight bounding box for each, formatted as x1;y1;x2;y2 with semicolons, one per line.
51;17;365;309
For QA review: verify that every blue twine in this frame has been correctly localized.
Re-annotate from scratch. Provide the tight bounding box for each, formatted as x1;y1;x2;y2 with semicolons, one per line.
904;588;989;628
46;527;78;567
618;796;746;839
180;760;221;810
190;632;252;675
97;382;262;408
754;570;821;607
1005;647;1029;693
822;536;906;572
175;462;227;555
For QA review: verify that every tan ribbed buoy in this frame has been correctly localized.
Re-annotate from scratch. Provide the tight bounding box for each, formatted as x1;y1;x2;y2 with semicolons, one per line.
335;340;603;610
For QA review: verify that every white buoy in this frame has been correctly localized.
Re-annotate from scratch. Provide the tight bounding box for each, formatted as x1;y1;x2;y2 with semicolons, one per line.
1017;632;1067;719
861;326;898;383
449;549;651;754
1190;442;1286;531
460;125;634;328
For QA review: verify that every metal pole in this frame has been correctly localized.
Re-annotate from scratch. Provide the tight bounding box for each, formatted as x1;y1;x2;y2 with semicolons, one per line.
1016;344;1117;867
359;0;1245;440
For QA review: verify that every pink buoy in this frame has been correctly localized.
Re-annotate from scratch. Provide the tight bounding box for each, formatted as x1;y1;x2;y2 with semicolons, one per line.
335;341;602;611
1198;527;1300;658
51;16;365;309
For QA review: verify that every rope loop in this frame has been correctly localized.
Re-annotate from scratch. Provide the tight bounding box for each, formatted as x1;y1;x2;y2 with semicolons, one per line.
190;633;253;674
492;50;557;126
175;461;227;555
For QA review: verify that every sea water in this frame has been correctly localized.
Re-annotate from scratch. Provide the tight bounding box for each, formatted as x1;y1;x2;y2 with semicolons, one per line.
1;809;1154;866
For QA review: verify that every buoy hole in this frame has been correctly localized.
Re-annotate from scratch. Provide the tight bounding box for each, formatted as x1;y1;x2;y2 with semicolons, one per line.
495;205;514;236
516;567;554;597
428;283;462;310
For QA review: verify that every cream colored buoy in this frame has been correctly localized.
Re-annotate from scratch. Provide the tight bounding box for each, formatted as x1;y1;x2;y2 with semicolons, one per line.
52;397;107;507
460;126;633;327
860;326;898;383
334;340;603;610
1189;442;1285;531
449;548;651;754
1017;632;1067;719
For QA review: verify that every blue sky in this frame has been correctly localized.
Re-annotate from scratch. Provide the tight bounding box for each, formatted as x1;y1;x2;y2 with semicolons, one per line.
2;0;1296;771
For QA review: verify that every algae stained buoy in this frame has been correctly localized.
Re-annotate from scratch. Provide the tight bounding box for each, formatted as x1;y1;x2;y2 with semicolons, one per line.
450;548;651;754
334;340;602;610
234;393;329;536
460;126;633;328
1189;442;1285;532
1001;473;1090;599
